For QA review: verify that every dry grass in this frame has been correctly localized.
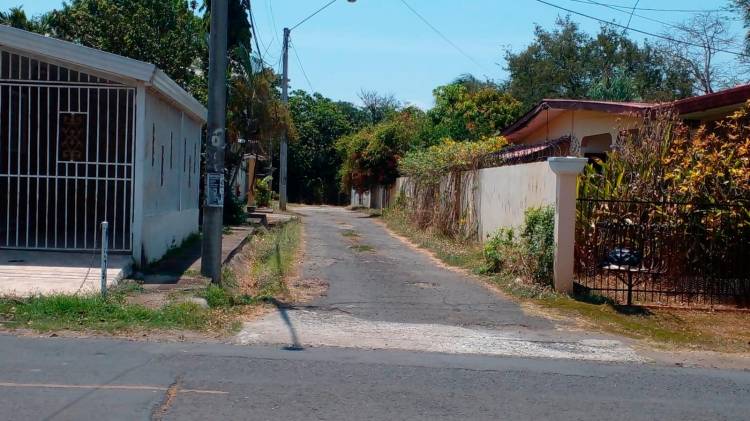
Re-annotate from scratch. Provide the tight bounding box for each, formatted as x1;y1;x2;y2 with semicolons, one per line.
381;206;750;353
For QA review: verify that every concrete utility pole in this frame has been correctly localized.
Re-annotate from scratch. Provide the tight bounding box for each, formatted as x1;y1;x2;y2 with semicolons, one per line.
279;27;290;211
201;0;230;283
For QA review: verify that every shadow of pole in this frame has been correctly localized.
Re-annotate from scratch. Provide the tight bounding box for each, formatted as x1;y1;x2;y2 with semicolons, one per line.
268;298;304;351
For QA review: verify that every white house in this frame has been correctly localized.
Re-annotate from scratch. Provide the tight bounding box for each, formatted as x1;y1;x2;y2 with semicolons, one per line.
0;25;207;266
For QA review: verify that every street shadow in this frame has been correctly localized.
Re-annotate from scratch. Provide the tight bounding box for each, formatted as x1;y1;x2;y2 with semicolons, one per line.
572;288;653;316
267;298;304;351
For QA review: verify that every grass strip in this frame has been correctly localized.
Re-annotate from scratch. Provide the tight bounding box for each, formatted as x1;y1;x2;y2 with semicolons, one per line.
0;291;213;333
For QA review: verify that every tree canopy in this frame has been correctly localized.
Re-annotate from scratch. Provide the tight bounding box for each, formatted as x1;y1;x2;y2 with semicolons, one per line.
287;91;367;203
505;18;695;110
424;75;523;145
336;108;425;193
47;0;206;93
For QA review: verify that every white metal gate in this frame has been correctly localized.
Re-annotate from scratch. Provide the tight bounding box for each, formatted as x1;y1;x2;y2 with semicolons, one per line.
0;48;135;252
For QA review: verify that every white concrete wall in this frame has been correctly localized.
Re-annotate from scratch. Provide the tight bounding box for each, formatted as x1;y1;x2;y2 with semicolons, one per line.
477;161;556;240
138;90;202;263
350;189;371;208
392;161;556;241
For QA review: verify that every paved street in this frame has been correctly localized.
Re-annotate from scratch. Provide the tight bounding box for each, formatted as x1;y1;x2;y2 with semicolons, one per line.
1;335;749;420
1;206;749;420
238;206;639;361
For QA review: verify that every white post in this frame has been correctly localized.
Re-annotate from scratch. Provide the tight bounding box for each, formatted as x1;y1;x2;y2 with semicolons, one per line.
548;157;588;294
131;83;147;267
100;221;109;298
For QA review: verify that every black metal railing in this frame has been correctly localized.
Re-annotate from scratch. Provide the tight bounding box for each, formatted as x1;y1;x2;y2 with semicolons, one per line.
481;136;570;169
575;198;750;307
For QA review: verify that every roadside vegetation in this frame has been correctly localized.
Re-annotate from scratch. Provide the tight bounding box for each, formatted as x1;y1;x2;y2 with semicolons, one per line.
0;284;228;334
0;220;303;336
381;204;750;353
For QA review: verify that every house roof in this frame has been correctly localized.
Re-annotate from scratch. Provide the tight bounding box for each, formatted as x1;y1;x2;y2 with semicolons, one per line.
672;84;750;118
501;86;750;140
0;25;207;122
501;99;652;140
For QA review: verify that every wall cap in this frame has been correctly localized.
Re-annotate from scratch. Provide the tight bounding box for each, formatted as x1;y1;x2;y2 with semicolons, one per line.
548;157;589;175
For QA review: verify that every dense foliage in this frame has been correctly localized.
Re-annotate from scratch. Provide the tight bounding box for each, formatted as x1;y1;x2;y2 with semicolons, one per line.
423;76;523;145
395;136;507;239
336;108;424;193
579;106;750;211
254;176;272;208
287;91;367;203
48;0;207;94
505;18;694;110
398;136;507;184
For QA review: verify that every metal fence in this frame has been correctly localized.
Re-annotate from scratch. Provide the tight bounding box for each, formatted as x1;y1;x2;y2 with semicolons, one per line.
481;136;570;169
575;198;750;307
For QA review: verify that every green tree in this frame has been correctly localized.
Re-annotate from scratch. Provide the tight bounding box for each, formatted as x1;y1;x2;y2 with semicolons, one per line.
425;75;523;144
505;17;694;110
46;0;206;93
0;6;51;32
336;108;425;193
226;48;292;191
586;68;639;101
287;90;367;204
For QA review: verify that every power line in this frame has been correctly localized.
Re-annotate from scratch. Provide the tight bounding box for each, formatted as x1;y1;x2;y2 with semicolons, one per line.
398;0;490;74
248;2;264;66
623;0;640;32
565;1;726;13
534;0;749;58
566;0;693;31
290;39;315;92
291;0;338;31
266;0;280;46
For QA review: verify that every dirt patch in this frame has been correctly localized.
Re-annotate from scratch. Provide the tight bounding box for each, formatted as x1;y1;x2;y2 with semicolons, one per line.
126;292;171;310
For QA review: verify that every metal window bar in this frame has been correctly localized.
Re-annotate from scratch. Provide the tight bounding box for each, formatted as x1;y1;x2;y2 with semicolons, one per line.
0;48;134;252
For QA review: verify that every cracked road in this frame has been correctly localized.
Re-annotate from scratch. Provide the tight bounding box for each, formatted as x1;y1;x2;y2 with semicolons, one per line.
238;206;640;361
1;206;749;420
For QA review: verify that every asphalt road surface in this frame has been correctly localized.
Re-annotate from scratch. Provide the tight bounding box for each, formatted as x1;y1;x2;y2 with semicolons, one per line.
1;206;749;420
0;335;749;420
238;206;640;361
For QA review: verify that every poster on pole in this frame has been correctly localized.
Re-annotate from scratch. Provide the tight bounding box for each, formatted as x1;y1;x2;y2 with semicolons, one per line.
205;173;224;207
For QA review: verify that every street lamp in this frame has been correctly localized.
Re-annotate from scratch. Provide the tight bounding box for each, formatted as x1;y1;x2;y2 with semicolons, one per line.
279;0;357;211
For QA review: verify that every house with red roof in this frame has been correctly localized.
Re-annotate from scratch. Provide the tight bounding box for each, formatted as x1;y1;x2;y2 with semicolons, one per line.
499;85;750;161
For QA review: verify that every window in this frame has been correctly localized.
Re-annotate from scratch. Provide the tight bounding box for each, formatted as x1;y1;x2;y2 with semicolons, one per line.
580;133;612;154
59;113;87;162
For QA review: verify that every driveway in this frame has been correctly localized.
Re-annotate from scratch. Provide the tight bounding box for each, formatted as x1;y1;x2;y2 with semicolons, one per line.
237;206;639;362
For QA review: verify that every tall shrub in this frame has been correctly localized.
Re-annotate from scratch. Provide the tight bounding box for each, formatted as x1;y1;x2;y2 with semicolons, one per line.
397;136;507;239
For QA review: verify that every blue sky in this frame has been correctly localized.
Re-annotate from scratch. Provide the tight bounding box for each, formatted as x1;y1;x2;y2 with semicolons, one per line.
14;0;743;108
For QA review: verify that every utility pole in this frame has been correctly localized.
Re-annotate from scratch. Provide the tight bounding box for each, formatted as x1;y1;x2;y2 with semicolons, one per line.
278;1;356;211
201;0;229;283
279;27;290;211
